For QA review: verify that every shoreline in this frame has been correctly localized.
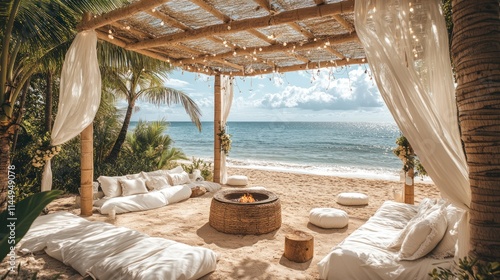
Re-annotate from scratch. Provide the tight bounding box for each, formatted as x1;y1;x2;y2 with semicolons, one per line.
1;167;440;279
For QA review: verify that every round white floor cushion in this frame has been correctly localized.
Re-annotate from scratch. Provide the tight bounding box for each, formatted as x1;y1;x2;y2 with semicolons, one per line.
336;192;369;206
226;175;248;186
309;208;349;228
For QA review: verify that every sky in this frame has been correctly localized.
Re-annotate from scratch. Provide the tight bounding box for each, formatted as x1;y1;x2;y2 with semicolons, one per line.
127;65;396;123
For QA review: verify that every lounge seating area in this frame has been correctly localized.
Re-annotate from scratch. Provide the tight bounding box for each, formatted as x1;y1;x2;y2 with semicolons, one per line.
90;166;221;215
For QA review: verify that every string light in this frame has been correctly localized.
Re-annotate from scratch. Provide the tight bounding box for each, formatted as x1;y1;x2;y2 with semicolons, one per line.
160;21;164;26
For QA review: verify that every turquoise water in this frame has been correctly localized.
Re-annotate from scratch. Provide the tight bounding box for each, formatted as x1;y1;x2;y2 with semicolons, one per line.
129;121;402;180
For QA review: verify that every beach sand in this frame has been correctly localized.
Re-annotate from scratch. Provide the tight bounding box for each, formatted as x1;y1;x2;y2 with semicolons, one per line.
1;167;440;279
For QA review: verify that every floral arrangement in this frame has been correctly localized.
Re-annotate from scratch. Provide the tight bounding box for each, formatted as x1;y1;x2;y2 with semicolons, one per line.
32;138;62;168
393;135;415;172
218;123;232;155
393;135;427;177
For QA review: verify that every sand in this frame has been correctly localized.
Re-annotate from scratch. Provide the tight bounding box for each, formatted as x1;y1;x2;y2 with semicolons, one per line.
1;167;440;279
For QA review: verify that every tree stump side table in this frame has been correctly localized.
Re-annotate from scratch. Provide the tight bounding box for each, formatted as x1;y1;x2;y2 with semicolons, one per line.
284;230;314;263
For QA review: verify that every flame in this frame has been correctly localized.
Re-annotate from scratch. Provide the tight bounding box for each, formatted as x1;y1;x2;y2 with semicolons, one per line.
239;193;255;203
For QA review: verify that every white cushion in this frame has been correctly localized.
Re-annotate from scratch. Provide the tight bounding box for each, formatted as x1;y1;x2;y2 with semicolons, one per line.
167;171;191;186
431;202;464;258
97;176;127;197
167;165;184;174
119;178;148;196
399;204;448;260
336;193;369;206
309;208;349;229
126;172;144;179
389;198;438;249
160;185;192;204
145;176;170;191
226;175;248;186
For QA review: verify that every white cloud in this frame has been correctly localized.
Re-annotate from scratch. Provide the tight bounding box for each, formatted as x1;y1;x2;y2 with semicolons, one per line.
165;78;190;88
260;67;382;111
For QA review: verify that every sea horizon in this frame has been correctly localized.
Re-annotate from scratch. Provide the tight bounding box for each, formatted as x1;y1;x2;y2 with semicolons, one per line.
127;120;435;183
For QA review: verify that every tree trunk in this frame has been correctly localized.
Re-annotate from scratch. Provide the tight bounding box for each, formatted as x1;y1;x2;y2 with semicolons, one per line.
104;100;135;164
0;127;11;210
45;70;53;132
452;0;500;262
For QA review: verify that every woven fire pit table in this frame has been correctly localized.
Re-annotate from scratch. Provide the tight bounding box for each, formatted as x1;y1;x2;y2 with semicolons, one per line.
209;189;282;235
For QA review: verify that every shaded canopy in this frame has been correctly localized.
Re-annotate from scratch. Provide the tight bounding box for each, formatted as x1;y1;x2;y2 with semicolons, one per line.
78;0;365;76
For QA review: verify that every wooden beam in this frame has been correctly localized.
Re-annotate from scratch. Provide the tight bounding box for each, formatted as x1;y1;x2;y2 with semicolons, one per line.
325;46;345;59
110;22;151;40
214;58;245;71
290;53;310;63
78;0;171;31
80;124;93;216
190;0;230;22
127;1;355;50
247;29;276;44
146;10;190;31
288;22;315;39
253;0;271;13
333;14;354;32
96;29;178;64
227;57;366;76
179;32;358;65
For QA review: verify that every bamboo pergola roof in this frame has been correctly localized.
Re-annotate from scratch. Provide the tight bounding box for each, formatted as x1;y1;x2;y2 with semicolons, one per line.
78;0;364;77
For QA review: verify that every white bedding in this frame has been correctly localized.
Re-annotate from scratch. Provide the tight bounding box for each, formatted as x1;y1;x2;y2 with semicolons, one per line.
94;181;221;215
317;201;453;280
19;212;218;280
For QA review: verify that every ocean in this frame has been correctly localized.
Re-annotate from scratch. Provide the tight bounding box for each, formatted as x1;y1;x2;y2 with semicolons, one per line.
129;121;406;180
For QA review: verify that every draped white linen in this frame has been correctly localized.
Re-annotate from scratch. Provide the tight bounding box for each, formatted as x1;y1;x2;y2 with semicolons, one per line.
354;0;471;257
41;30;102;191
220;75;234;184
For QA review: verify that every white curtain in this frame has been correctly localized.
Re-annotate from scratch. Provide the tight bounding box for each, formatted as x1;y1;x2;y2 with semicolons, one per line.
354;0;471;257
220;75;234;184
41;30;102;191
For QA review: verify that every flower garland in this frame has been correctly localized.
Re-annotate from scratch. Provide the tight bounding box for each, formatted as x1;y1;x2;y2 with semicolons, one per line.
32;145;62;168
217;123;232;155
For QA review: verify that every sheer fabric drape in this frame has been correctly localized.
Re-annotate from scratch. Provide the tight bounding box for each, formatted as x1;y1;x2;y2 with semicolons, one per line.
41;30;102;191
220;75;234;184
354;0;470;257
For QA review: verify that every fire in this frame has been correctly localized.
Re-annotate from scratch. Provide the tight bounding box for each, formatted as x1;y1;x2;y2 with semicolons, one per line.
239;193;255;203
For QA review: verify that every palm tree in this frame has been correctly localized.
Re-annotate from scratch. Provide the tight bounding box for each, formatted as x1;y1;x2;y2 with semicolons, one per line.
0;0;128;209
451;0;500;262
102;56;202;164
124;120;187;171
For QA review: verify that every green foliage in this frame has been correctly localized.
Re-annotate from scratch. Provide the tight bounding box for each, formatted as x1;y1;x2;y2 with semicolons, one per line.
0;190;63;261
122;120;187;172
429;257;500;280
181;157;213;181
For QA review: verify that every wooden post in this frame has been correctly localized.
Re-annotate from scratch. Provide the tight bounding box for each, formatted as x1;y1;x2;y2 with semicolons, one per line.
79;12;95;217
404;168;414;204
284;230;314;263
213;75;222;183
80;123;93;216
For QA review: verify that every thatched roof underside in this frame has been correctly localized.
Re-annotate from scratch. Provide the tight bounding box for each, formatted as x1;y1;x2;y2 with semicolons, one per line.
79;0;366;76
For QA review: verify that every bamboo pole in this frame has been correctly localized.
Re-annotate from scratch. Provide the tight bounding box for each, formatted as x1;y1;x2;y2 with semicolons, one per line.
214;75;222;183
80;123;93;216
79;12;94;217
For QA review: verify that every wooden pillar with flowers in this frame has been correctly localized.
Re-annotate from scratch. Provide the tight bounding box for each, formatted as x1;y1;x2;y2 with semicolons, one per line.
393;135;415;204
214;75;222;183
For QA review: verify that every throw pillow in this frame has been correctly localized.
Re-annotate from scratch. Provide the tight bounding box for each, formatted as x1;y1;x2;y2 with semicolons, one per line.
145;176;170;191
167;171;191;186
388;198;438;249
126;172;144;179
120;178;148;196
430;202;464;258
97;176;127;197
167;165;184;174
398;204;448;260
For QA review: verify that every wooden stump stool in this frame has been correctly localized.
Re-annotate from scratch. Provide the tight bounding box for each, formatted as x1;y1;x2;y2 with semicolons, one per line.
284;230;314;263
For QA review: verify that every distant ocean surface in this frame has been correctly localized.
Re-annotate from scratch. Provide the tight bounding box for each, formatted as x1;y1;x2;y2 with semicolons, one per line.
128;121;405;180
